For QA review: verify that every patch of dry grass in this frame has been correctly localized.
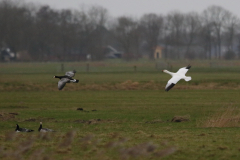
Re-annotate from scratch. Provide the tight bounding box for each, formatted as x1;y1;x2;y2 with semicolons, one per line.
197;107;240;127
0;112;18;121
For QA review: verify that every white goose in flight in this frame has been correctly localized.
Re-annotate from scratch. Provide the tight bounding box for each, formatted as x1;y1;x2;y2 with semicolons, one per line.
162;65;192;91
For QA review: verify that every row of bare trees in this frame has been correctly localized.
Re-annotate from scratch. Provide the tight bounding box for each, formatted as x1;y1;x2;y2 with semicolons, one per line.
0;0;240;61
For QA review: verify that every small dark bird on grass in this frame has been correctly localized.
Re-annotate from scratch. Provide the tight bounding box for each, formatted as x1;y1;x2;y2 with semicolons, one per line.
15;124;34;132
53;70;79;90
38;122;54;132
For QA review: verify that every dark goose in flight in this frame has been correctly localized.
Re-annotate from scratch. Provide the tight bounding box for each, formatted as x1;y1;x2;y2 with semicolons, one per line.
162;65;192;92
53;70;79;90
15;124;34;132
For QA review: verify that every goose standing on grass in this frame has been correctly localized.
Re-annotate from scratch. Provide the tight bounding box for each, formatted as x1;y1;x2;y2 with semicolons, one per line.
38;122;54;132
15;124;34;132
162;65;192;92
53;70;79;90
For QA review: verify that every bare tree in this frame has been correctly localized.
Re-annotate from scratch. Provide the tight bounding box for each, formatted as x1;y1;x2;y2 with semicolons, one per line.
110;16;140;60
183;12;201;59
166;12;185;59
224;11;240;52
58;9;77;60
71;5;110;60
140;13;163;59
34;5;59;60
88;5;108;27
202;5;229;59
199;23;214;59
87;5;109;60
0;0;32;53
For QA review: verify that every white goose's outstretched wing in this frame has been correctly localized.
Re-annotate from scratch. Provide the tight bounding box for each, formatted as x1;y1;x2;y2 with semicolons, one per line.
176;65;191;75
165;76;181;91
58;78;69;90
65;70;76;78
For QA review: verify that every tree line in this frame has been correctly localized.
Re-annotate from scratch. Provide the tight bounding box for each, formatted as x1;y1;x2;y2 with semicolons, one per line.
0;0;240;61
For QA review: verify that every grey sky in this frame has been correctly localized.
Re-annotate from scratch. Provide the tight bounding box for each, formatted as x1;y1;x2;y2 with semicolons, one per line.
24;0;240;18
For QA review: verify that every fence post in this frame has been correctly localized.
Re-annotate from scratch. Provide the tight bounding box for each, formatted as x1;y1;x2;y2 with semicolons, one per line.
134;65;137;72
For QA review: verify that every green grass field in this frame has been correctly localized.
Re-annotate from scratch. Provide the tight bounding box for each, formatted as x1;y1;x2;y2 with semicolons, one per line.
1;60;240;159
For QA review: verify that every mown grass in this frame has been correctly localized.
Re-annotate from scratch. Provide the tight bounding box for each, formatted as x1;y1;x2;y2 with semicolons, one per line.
1;90;240;159
1;60;240;159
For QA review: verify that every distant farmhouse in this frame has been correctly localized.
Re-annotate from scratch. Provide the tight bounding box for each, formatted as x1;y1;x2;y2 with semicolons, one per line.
153;46;163;59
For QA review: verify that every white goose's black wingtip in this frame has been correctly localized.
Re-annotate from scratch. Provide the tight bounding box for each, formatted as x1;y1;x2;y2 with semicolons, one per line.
186;65;191;69
165;83;175;92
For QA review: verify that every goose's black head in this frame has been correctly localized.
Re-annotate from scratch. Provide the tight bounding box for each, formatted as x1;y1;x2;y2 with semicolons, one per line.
38;122;42;132
53;76;63;79
186;65;191;69
15;124;19;131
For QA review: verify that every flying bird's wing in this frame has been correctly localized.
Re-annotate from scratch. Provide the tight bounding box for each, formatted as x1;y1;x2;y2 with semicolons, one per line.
165;76;181;91
176;65;191;75
65;70;76;78
58;78;69;90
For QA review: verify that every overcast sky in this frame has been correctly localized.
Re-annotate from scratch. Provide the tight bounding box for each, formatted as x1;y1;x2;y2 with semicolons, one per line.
24;0;240;18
